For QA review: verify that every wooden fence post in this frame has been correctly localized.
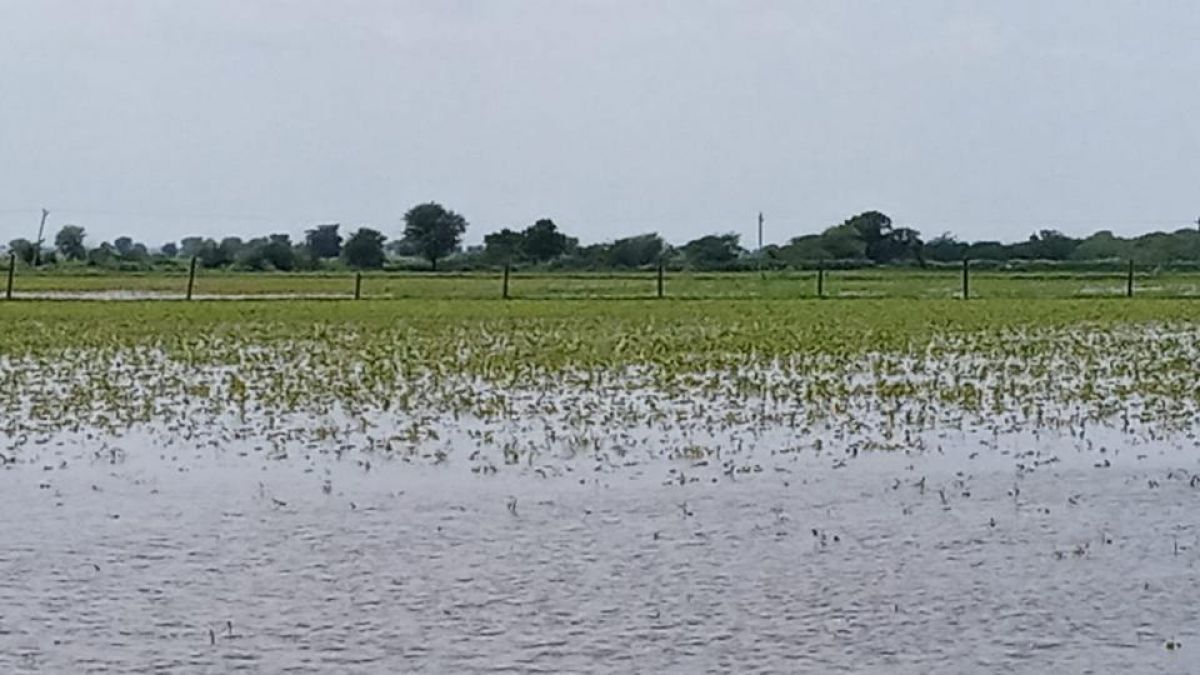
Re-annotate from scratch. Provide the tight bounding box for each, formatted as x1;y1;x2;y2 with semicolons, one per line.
657;261;665;298
817;263;825;298
962;258;970;300
186;256;198;301
502;264;510;299
1126;259;1134;298
354;272;362;300
5;253;14;301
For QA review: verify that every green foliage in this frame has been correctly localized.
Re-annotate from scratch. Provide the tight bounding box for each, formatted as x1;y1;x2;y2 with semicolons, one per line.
522;219;574;262
113;237;135;257
403;202;468;271
606;233;664;268
342;228;387;269
17;209;1200;277
967;241;1008;261
7;239;37;265
816;224;868;260
1070;231;1127;261
87;242;118;266
925;234;968;262
479;219;576;266
54;225;87;261
681;233;743;269
778;235;834;264
1009;230;1077;261
838;212;924;264
180;237;205;259
482;228;525;264
235;234;296;271
305;224;343;259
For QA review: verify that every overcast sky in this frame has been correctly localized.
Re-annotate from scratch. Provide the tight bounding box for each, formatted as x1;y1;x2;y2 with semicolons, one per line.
1;1;1198;248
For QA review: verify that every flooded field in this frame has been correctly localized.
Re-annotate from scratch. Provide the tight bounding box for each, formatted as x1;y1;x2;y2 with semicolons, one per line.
1;299;1199;672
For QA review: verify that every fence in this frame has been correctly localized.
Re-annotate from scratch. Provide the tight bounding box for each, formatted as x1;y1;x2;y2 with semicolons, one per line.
0;255;1189;302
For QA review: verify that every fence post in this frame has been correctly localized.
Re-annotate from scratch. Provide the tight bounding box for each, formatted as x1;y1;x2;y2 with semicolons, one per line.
502;264;510;299
354;272;362;300
961;258;970;300
186;256;198;301
817;263;825;298
5;253;14;301
656;261;665;298
1126;259;1134;298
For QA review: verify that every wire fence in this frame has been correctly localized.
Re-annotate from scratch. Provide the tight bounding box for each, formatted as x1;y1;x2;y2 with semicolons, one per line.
4;254;1199;302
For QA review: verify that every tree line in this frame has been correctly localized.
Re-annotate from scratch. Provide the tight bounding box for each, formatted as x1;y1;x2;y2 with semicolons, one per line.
6;205;1200;272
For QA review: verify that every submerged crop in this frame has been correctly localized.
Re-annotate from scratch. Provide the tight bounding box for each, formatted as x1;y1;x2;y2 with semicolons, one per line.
1;298;1198;479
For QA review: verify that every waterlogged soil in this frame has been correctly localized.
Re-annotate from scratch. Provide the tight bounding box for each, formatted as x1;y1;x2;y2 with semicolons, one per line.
1;429;1198;673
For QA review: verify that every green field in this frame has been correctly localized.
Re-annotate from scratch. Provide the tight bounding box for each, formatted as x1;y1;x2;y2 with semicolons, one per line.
3;295;1198;353
5;268;1200;299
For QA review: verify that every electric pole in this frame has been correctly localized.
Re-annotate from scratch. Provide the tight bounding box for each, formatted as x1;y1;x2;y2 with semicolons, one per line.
33;209;49;267
757;212;764;253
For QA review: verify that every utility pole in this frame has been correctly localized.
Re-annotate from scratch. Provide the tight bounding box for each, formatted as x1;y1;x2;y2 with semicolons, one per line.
33;209;49;267
757;211;765;278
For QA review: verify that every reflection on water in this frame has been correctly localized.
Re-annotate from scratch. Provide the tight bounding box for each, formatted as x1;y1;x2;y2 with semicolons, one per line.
1;429;1197;673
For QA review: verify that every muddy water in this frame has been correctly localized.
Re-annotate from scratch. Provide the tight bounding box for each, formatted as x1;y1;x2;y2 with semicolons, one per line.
1;429;1198;673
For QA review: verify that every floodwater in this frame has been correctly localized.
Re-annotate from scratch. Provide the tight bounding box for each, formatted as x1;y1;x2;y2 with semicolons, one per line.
2;425;1198;673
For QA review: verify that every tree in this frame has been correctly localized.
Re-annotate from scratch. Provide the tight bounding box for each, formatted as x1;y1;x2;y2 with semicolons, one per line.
234;240;268;270
681;233;743;269
237;234;296;271
87;242;118;266
821;211;922;263
160;242;179;258
778;235;833;264
925;233;968;262
219;237;244;263
342;228;387;269
607;233;664;268
180;237;205;258
1130;231;1192;265
569;243;611;269
968;241;1008;261
883;227;925;265
114;236;135;257
483;228;525;264
196;240;226;268
1011;229;1077;261
7;239;36;265
305;224;343;259
264;234;295;270
55;225;87;260
291;243;319;271
1070;231;1128;261
402;202;467;271
843;211;894;263
818;223;868;260
522;219;572;263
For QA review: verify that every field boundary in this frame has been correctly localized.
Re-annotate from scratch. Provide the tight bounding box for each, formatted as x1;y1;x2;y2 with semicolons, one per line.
4;255;1199;302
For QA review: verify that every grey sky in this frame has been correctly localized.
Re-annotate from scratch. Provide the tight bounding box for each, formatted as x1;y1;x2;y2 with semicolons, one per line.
1;1;1197;249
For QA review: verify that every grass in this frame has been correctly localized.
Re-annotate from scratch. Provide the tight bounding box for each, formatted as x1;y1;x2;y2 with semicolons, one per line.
3;296;1198;355
5;268;1200;299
